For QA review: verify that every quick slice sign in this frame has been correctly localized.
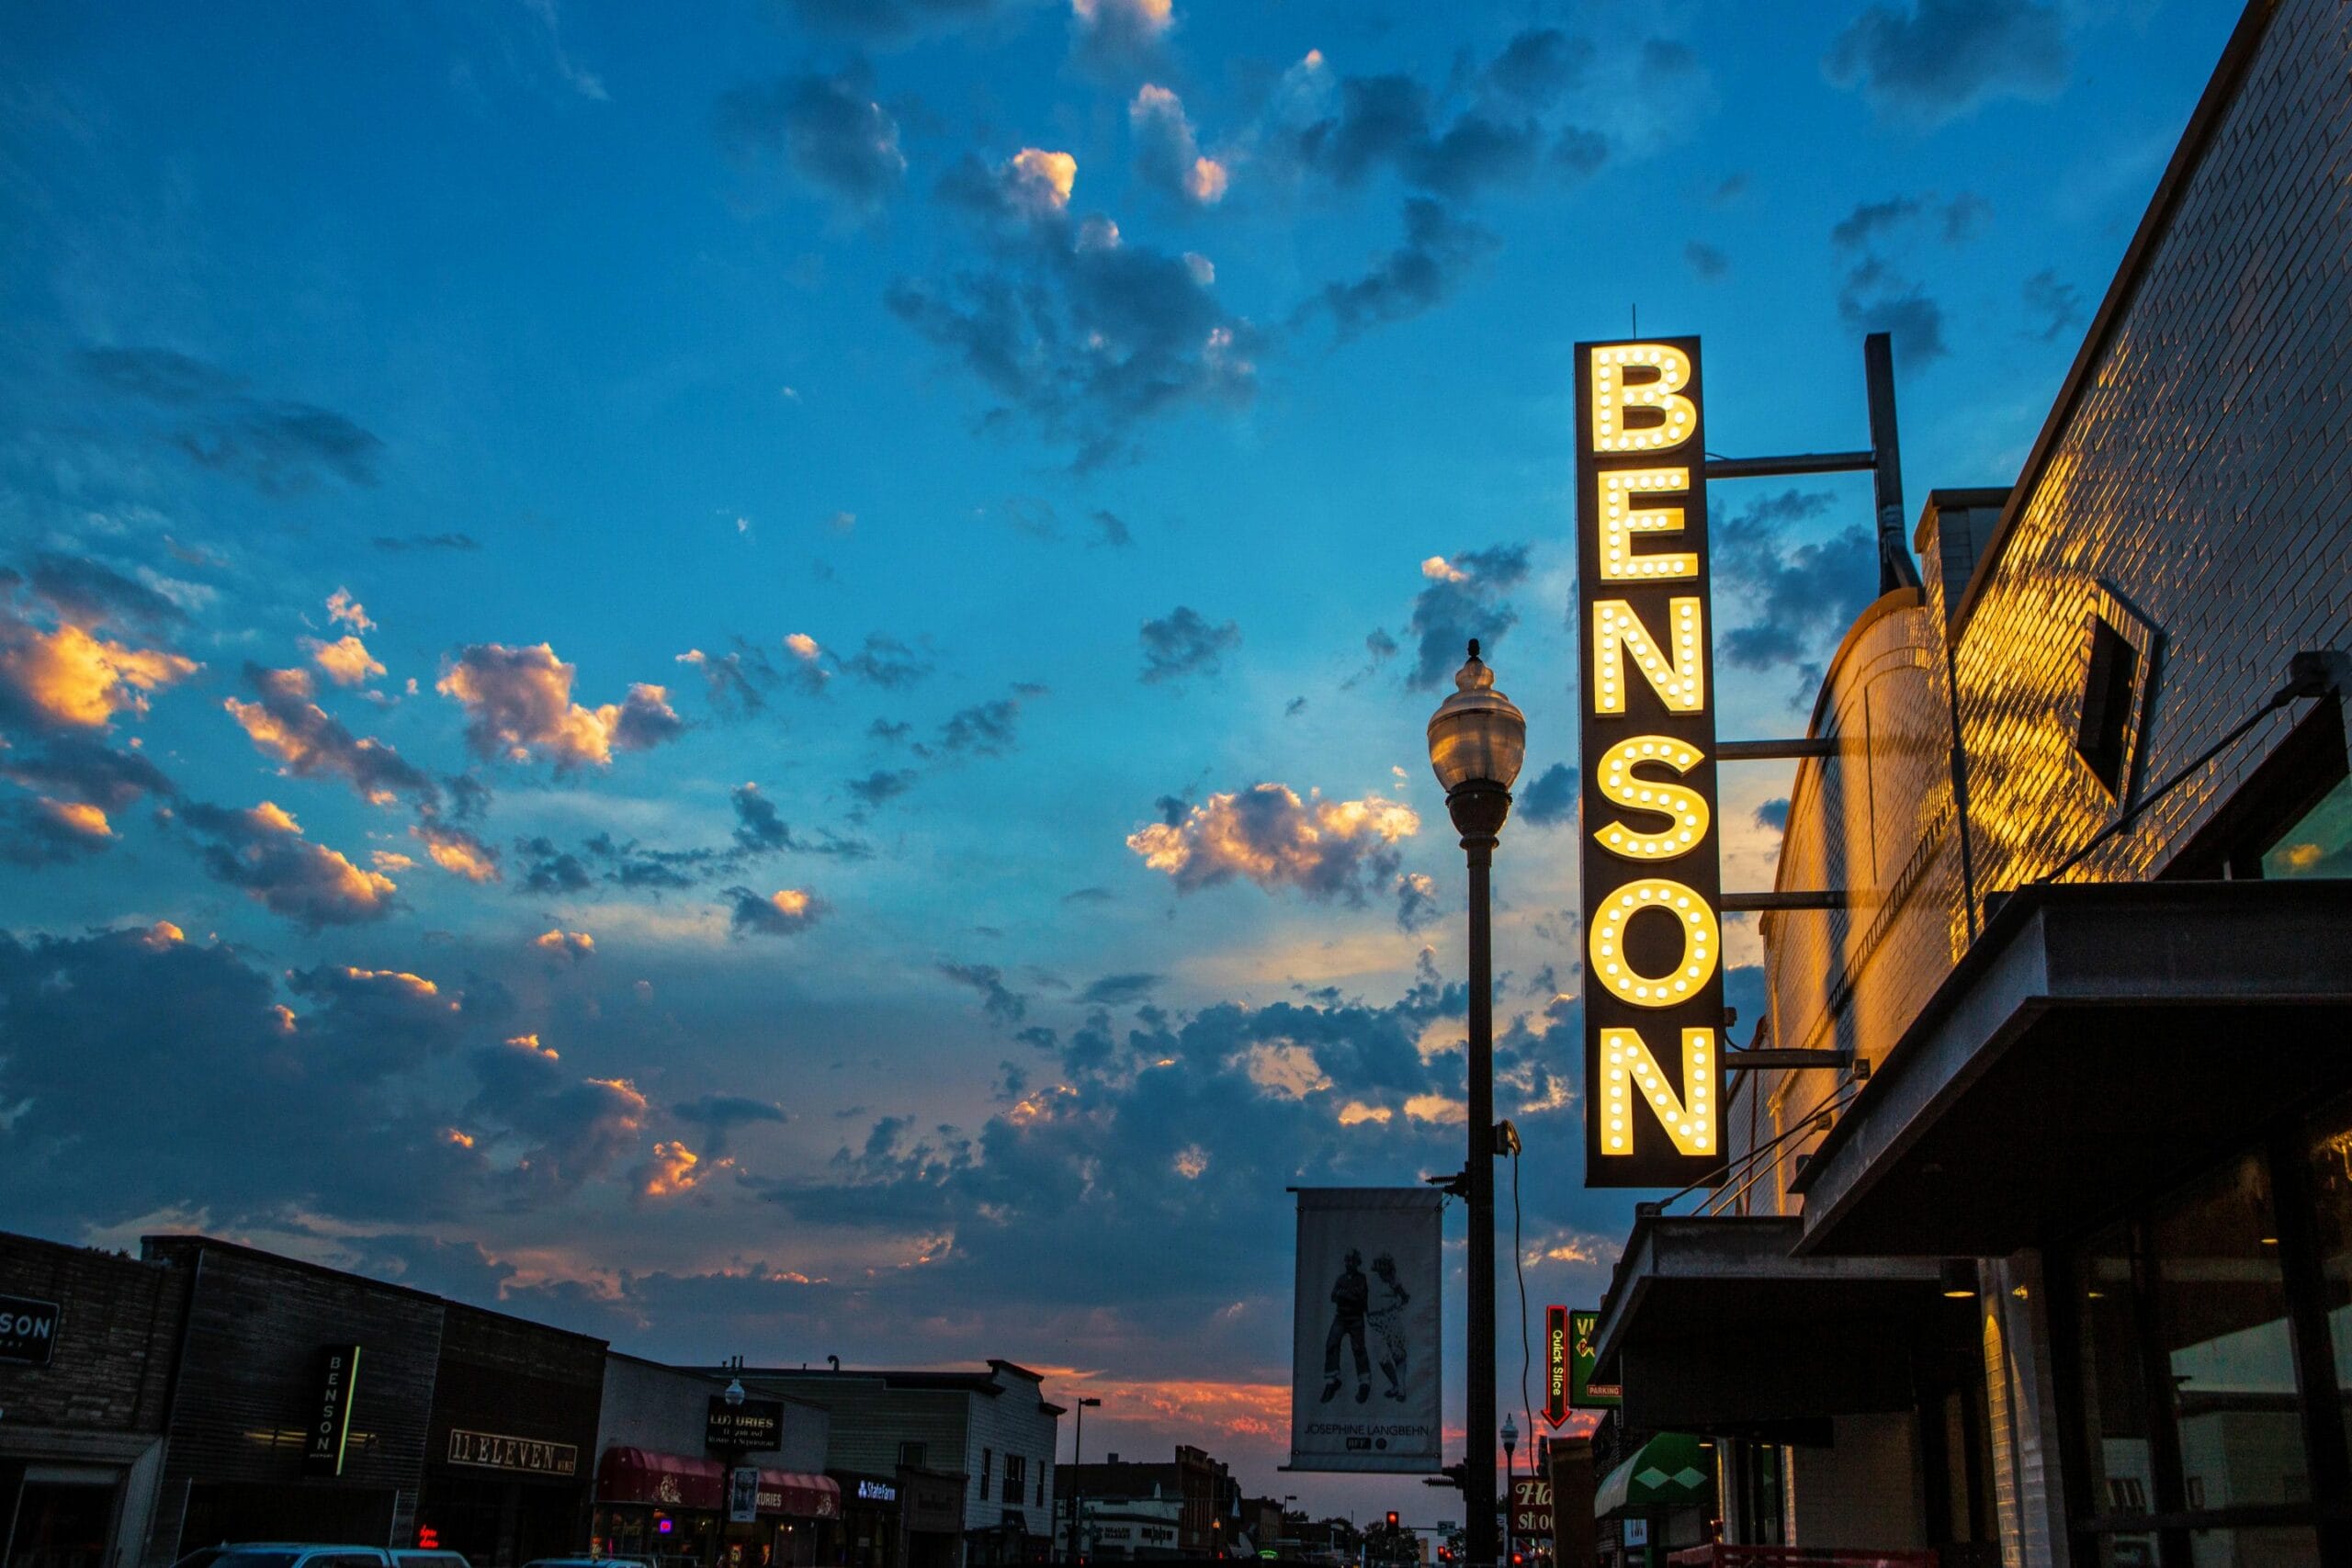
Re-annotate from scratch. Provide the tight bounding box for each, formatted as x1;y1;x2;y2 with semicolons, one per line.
1575;338;1729;1190
1543;1305;1569;1428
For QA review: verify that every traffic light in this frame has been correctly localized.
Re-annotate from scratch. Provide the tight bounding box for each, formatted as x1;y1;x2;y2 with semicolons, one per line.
1385;1513;1399;1530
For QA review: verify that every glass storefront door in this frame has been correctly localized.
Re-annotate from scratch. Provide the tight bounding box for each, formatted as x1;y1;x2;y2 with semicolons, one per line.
2064;1097;2352;1567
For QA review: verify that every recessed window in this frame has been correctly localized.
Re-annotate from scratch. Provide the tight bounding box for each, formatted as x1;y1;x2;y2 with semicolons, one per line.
2262;772;2352;880
899;1441;927;1470
2074;615;2141;795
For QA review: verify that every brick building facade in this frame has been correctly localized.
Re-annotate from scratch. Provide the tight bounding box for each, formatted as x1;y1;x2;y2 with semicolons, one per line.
0;1236;190;1568
1589;0;2352;1564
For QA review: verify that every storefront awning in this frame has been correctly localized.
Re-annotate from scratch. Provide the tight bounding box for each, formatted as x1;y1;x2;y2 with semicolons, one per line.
1792;880;2352;1258
757;1472;840;1519
1593;1433;1710;1519
598;1447;725;1511
1590;1214;1953;1435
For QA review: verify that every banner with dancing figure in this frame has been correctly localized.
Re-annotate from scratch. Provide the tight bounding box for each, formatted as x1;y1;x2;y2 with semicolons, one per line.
1287;1187;1444;1472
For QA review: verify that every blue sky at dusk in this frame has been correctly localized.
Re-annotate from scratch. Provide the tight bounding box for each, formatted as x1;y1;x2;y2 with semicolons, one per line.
2;0;2234;1517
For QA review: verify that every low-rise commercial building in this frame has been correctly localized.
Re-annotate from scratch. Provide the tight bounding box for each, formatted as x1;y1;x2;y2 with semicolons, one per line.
1055;1448;1230;1561
1587;2;2352;1564
0;1235;190;1568
737;1362;1060;1568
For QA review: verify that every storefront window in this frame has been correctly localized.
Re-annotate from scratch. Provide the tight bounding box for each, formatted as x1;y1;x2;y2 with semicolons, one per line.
2303;1093;2352;1457
2261;772;2352;879
2150;1153;2304;1537
2075;1223;2157;1529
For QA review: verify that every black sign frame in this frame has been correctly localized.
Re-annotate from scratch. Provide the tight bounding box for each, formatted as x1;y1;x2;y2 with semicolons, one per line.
301;1343;363;1477
707;1396;785;1453
0;1292;60;1366
1575;336;1730;1190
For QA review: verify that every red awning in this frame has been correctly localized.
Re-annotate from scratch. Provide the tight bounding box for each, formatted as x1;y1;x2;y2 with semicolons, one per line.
598;1447;726;1511
758;1472;841;1519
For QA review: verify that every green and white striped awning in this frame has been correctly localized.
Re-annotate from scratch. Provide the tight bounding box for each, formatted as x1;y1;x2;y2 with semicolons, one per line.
1592;1433;1711;1518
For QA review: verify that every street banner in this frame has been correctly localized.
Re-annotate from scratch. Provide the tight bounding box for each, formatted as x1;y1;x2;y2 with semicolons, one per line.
1288;1188;1443;1472
1568;1310;1620;1409
1543;1305;1569;1427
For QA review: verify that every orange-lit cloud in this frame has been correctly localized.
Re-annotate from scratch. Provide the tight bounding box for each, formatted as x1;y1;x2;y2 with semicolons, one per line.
175;800;399;928
36;797;113;842
413;822;501;883
141;920;186;949
1405;1093;1465;1123
1127;784;1419;900
326;587;374;633
1421;555;1469;582
535;928;596;961
1007;148;1077;215
1337;1100;1394;1126
437;643;684;769
304;634;385;686
0;615;198;730
223;665;434;806
506;1032;559;1058
372;850;416;871
342;965;442;999
639;1139;735;1198
727;886;826;937
1130;85;1227;206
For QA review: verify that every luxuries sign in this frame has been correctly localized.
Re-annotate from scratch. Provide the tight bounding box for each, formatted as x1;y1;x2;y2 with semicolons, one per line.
1575;338;1729;1190
1287;1188;1442;1473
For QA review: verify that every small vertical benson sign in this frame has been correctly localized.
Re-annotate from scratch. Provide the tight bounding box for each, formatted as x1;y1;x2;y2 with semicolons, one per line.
302;1343;363;1477
1576;338;1728;1190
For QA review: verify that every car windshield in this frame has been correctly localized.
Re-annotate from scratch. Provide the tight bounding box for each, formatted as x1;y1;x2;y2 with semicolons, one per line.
213;1553;302;1568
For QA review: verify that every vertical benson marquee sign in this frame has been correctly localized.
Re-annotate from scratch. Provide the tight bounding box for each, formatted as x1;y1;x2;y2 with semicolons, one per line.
1576;338;1728;1190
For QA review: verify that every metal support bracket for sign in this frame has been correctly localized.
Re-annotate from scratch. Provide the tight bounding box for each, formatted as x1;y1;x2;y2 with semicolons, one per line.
1703;451;1875;481
1424;1463;1468;1492
1716;737;1837;761
1720;890;1847;912
1423;1168;1471;1199
1722;1049;1856;1073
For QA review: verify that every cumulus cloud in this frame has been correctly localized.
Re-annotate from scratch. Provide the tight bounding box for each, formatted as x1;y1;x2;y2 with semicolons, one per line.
1755;797;1792;833
438;643;684;769
175;800;401;928
716;63;909;215
413;821;502;883
1138;605;1241;685
224;664;436;807
776;0;1012;44
1407;541;1528;688
0;736;175;809
1130;85;1228;205
1127;783;1419;902
1516;762;1578;828
326;587;375;634
1713;490;1876;673
1685;241;1728;281
726;886;826;937
676;644;778;717
933;685;1045;756
847;769;919;807
2021;267;2085;344
1394;871;1441;932
0;796;117;865
1317;199;1498;340
305;635;385;687
939;961;1029;1023
672;1093;788;1156
890;152;1257;468
78;346;386;493
535;928;596;961
1071;0;1173;72
0;573;198;732
1825;0;2068;127
834;634;933;688
18;552;188;637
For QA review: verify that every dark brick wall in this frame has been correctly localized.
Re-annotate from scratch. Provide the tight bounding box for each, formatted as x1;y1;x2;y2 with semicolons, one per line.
1949;0;2352;895
0;1232;186;1441
142;1236;446;1554
1751;0;2352;1214
424;1302;605;1480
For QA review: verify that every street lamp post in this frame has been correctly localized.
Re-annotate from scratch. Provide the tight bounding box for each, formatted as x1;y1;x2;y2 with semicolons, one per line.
1426;639;1527;1568
1066;1396;1102;1566
1500;1415;1518;1564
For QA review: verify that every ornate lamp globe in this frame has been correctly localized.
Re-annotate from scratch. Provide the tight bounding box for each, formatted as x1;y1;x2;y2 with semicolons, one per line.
1426;639;1528;797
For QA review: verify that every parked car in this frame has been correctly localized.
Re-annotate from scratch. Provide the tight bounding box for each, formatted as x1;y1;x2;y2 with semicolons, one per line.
391;1552;472;1568
170;1547;396;1568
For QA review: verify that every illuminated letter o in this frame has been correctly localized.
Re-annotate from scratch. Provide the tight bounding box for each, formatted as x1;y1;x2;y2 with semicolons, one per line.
1587;878;1720;1007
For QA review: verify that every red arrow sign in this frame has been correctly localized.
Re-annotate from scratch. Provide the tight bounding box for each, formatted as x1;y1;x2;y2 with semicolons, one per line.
1543;1305;1569;1428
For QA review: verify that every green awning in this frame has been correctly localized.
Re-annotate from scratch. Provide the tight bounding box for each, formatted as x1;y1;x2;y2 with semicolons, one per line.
1592;1433;1712;1518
